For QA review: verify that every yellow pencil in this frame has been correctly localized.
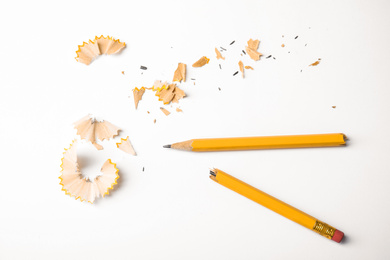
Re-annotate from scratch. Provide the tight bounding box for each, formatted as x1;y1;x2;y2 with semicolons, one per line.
164;133;346;152
210;168;344;242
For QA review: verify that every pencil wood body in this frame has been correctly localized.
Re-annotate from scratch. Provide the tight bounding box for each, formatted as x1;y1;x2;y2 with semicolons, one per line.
210;169;344;242
171;133;346;152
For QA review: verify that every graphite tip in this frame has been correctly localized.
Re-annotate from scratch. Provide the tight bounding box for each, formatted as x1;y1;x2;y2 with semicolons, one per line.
163;144;171;148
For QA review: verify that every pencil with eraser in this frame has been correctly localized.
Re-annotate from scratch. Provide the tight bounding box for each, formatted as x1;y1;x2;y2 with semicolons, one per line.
209;168;344;243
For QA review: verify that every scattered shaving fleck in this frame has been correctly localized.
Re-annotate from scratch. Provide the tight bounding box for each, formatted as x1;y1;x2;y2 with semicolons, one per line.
245;66;254;70
233;71;239;76
219;64;222;69
230;41;235;45
192;56;210;67
218;87;221;91
295;36;298;39
154;119;156;123
176;108;183;112
122;71;124;74
281;44;285;47
242;50;246;55
238;61;244;78
266;55;272;59
160;107;170;116
332;106;336;108
220;47;226;51
215;48;225;60
140;66;147;70
245;39;262;61
309;60;320;66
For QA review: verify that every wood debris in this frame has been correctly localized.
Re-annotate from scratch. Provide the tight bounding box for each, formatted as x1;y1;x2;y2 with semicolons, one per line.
160;107;170;116
281;44;285;47
154;119;156;123
122;71;124;74
133;87;145;109
173;63;186;82
192;56;210;67
74;115;120;150
155;83;186;105
245;38;262;61
332;106;336;108
176;108;183;112
152;80;168;91
309;59;320;66
116;136;136;156
238;61;244;78
75;36;125;65
245;66;254;70
215;48;225;60
59;141;119;203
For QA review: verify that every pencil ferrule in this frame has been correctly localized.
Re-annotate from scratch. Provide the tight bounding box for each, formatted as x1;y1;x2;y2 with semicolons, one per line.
312;220;336;240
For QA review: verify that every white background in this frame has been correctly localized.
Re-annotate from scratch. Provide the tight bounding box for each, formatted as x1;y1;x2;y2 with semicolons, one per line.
1;0;390;259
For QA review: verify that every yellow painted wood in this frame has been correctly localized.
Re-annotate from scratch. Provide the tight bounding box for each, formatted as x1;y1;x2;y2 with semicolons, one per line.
211;169;317;230
192;133;345;151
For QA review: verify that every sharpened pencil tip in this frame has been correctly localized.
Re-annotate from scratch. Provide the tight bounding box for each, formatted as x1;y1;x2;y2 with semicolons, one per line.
163;144;171;148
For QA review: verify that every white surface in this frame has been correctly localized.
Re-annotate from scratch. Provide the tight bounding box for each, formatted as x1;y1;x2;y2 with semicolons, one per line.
1;0;390;259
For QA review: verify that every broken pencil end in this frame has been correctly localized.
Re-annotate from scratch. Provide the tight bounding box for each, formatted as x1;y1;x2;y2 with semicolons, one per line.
163;144;172;148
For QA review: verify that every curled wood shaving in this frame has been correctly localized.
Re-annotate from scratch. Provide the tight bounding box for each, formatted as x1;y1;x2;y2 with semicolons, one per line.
73;115;120;150
245;66;254;70
192;56;210;67
75;36;125;65
215;48;225;60
176;108;183;112
173;63;186;82
59;141;119;203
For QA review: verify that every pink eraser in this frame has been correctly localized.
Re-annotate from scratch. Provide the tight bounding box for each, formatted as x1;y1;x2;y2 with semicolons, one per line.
331;230;344;243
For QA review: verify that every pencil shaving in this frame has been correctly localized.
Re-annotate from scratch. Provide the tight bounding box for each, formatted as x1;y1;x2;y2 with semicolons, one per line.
152;80;168;91
192;56;210;67
155;83;186;105
173;63;186;82
133;87;145;109
74;114;120;150
247;39;260;50
245;66;254;70
75;36;125;65
245;38;262;61
160;107;170;116
215;48;225;60
239;61;244;78
310;60;320;66
116;136;136;156
95;35;125;55
176;108;183;112
59;141;119;203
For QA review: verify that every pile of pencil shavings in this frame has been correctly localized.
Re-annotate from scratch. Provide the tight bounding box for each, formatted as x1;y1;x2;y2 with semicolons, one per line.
59;115;136;204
